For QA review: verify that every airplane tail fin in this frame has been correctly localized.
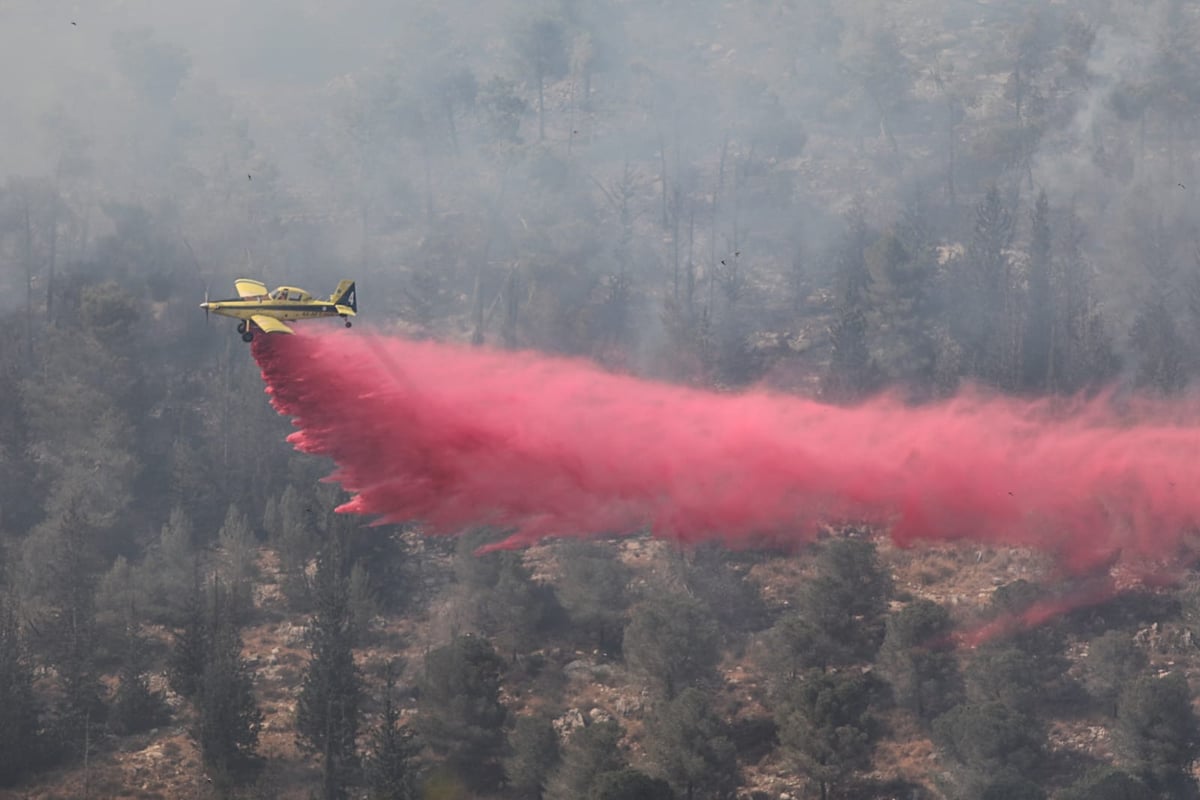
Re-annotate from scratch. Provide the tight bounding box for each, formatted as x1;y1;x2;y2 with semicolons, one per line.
331;280;357;313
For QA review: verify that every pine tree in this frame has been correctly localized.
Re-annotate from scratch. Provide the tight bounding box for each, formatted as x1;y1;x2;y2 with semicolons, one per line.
645;687;738;800
0;598;42;786
505;714;560;800
296;539;362;800
365;665;420;800
196;613;262;776
776;669;882;800
1114;672;1199;794
1023;191;1053;390
417;634;507;792
546;719;626;800
623;592;720;700
109;627;170;735
877;599;961;722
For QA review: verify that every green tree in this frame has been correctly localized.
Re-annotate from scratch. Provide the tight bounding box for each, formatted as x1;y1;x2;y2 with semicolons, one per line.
197;616;262;778
556;539;631;653
1131;296;1187;394
645;687;738;800
794;537;893;665
932;703;1043;800
167;566;209;699
1023;191;1053;390
1057;767;1154;800
623;591;720;699
1085;631;1147;717
365;665;420;800
0;599;42;786
296;540;362;800
514;16;570;141
546;719;626;800
822;208;878;402
143;506;198;626
505;714;560;800
589;768;675;800
273;484;319;608
776;669;881;800
417;634;507;792
866;228;936;388
877;599;961;722
1114;672;1199;793
954;186;1017;387
217;503;258;624
109;627;170;736
453;532;560;661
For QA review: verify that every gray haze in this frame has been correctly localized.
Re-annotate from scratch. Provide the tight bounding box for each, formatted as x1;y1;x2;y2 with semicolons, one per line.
2;0;1199;369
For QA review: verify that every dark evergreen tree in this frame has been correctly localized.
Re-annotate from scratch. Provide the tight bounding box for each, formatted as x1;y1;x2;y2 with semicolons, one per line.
0;599;42;786
546;719;626;800
167;565;208;699
365;665;420;800
417;634;507;792
823;205;879;402
1114;672;1200;794
623;591;720;700
1023;191;1053;390
505;714;560;800
453;530;560;661
589;768;675;800
513;16;569;141
645;687;738;800
195;580;262;778
866;228;936;388
954;186;1017;387
793;537;893;665
877;599;961;722
555;539;631;653
1085;631;1147;717
32;507;106;759
1053;210;1119;391
1131;295;1187;394
673;544;768;640
296;539;362;800
1057;767;1155;800
109;627;170;735
776;668;881;800
932;703;1043;800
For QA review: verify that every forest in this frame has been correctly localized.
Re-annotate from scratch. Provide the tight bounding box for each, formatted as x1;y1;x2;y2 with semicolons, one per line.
4;0;1200;797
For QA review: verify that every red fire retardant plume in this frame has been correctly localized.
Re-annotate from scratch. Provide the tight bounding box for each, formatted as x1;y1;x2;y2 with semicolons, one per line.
253;330;1200;585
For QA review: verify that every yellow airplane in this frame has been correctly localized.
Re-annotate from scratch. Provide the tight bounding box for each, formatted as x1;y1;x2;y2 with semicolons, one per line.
200;278;357;341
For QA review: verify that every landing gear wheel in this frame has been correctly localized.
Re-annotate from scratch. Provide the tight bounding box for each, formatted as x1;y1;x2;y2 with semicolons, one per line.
242;331;254;343
345;320;352;328
236;321;247;334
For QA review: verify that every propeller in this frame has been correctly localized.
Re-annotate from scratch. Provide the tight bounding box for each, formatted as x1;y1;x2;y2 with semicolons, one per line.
203;286;210;324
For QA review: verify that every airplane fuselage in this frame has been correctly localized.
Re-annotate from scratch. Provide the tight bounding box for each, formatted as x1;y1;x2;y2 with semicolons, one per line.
200;299;349;323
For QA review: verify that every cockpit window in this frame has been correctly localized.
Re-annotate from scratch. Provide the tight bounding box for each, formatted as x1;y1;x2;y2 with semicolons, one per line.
270;289;286;300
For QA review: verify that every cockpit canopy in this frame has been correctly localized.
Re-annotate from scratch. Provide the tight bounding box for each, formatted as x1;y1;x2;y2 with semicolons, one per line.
270;287;311;301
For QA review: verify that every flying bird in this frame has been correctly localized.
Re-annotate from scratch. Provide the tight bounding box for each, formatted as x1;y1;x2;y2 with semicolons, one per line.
247;174;252;181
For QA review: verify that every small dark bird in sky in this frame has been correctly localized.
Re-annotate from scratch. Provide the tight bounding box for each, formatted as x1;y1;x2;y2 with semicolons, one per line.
1007;491;1014;496
1179;183;1186;188
247;174;252;181
720;260;726;266
735;250;740;257
71;21;77;26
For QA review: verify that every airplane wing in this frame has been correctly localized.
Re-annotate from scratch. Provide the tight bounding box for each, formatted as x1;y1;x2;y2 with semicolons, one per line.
235;278;269;298
250;315;294;335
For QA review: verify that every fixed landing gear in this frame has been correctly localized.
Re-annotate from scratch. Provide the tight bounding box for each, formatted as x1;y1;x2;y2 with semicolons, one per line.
345;319;352;328
242;331;254;343
237;321;247;334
